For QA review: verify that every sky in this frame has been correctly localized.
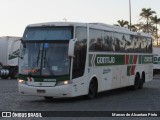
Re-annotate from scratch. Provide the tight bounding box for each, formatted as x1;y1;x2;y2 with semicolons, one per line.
0;0;159;37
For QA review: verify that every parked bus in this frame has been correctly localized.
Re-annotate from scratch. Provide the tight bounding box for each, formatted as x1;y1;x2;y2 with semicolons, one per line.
153;46;160;75
18;22;153;99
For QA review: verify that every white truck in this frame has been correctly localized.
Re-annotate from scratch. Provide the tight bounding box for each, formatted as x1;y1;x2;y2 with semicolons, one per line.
0;36;21;79
153;46;160;75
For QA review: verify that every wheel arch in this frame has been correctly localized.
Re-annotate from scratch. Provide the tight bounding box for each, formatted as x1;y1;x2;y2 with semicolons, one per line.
135;72;140;79
89;76;98;92
141;71;145;83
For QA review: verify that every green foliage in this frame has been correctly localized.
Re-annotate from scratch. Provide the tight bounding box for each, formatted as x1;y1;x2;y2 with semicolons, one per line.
115;8;160;45
117;20;129;27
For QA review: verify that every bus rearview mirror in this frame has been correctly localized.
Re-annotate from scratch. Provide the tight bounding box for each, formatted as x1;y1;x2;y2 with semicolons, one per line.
68;38;77;57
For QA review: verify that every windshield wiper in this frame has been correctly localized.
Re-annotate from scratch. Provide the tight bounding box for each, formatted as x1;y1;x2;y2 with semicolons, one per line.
36;49;40;67
29;44;42;75
43;48;54;76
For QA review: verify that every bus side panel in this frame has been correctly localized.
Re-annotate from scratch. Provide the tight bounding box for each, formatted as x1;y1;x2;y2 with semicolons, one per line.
120;65;129;87
144;64;153;82
87;67;113;92
71;76;89;97
100;67;113;91
111;66;121;89
132;64;153;84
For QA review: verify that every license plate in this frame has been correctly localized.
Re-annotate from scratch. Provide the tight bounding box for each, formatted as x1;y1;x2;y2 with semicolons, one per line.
37;89;46;93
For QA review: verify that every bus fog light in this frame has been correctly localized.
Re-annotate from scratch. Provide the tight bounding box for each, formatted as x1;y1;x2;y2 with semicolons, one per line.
56;80;70;86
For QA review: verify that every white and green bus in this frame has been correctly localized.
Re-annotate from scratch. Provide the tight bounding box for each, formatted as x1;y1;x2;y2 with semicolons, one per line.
18;22;153;99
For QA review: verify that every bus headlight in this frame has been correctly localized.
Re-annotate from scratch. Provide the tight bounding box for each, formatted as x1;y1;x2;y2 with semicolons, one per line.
56;80;70;86
18;79;27;84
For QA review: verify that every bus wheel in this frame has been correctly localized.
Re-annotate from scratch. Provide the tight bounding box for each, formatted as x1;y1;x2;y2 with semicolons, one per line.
10;68;18;79
139;79;144;89
44;97;53;100
87;79;97;99
139;74;145;89
132;74;140;90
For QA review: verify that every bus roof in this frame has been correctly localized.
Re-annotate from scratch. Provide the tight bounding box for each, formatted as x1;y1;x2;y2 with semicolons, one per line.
27;22;87;27
27;22;152;38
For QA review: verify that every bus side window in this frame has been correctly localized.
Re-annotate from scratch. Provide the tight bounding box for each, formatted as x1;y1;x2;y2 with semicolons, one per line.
147;38;152;53
124;34;132;52
131;35;137;52
89;29;103;51
103;31;113;51
72;27;87;79
114;33;124;52
140;37;147;52
134;36;141;52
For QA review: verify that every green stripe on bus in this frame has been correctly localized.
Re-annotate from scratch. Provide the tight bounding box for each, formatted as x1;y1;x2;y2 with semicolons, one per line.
129;55;133;64
127;66;132;76
89;54;153;67
18;74;70;82
95;54;125;66
138;55;142;64
141;55;153;64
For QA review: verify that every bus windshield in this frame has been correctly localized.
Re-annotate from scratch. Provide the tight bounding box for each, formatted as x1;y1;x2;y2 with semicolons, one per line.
19;42;70;76
23;27;72;40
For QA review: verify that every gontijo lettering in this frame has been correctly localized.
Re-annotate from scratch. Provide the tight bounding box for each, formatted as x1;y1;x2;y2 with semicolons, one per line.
97;57;115;64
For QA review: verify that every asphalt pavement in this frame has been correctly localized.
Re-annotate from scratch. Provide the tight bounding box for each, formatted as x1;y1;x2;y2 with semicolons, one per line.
0;77;160;119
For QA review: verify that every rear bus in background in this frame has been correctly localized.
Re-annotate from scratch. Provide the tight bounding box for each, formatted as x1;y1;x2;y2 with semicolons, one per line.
18;22;153;99
0;36;21;79
153;46;160;75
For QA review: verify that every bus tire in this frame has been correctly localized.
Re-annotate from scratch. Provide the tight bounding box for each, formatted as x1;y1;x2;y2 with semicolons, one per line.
139;73;145;89
87;79;98;99
132;73;140;90
10;68;18;79
1;75;9;79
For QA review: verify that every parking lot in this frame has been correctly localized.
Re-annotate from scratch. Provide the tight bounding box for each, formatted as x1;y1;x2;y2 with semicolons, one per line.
0;77;160;119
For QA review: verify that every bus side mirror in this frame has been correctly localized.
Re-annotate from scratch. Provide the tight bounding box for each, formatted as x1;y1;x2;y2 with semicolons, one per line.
68;38;77;57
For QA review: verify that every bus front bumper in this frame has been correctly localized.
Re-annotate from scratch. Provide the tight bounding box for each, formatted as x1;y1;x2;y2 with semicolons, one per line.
18;84;72;98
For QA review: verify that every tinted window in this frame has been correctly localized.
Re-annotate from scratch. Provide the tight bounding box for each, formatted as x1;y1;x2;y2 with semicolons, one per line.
89;29;103;51
73;27;87;79
141;37;148;52
88;28;152;53
114;33;125;52
103;31;114;51
23;27;72;40
124;34;132;52
146;38;152;53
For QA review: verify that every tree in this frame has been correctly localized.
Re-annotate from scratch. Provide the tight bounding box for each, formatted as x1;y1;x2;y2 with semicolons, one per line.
150;15;160;45
135;22;155;33
129;24;139;32
139;8;156;32
116;20;129;28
